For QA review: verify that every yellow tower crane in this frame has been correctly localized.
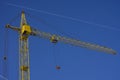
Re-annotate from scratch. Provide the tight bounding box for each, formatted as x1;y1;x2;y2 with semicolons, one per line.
6;11;117;80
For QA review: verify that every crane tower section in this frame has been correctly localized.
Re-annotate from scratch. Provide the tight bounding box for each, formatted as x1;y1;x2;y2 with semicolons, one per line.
19;11;31;80
6;11;31;80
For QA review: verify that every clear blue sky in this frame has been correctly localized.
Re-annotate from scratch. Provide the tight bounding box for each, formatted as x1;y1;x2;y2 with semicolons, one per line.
0;0;120;80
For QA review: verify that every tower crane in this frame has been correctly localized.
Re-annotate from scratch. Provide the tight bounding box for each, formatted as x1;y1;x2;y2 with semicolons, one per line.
5;11;117;80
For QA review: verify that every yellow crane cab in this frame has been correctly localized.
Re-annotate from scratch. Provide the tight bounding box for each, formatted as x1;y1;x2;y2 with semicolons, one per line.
21;24;31;35
20;24;31;40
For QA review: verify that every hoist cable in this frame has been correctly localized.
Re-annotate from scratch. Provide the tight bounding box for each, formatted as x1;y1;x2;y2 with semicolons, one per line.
3;12;20;80
2;27;9;80
51;44;61;70
52;44;57;66
26;13;62;67
4;27;9;57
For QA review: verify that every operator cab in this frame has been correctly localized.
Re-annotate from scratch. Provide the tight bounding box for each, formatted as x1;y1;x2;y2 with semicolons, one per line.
20;24;31;40
21;24;31;35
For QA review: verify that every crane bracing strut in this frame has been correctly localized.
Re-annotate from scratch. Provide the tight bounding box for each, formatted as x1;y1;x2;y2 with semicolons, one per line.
5;11;117;80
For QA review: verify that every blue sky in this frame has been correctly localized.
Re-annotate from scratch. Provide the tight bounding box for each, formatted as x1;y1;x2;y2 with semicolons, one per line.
0;0;120;80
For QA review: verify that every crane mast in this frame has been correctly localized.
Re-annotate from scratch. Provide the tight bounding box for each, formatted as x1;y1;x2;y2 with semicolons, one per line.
19;11;31;80
5;11;117;80
6;11;31;80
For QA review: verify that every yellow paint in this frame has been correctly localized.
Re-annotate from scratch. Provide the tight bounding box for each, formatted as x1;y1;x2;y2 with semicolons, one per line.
21;66;29;71
21;25;31;35
50;35;59;43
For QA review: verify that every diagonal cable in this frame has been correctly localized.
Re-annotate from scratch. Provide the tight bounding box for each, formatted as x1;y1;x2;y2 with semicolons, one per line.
6;3;120;32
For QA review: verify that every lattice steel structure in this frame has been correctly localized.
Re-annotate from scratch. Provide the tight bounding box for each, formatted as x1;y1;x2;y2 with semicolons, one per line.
6;11;116;80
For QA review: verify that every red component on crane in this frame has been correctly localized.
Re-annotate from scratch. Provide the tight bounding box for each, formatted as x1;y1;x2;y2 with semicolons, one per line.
56;65;61;70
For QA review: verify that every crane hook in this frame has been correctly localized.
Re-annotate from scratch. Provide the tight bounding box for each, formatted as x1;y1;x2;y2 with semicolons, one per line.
56;65;61;70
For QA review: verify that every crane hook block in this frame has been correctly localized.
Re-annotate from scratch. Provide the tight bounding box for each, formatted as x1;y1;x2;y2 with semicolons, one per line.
50;35;58;43
56;65;61;70
3;56;7;60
